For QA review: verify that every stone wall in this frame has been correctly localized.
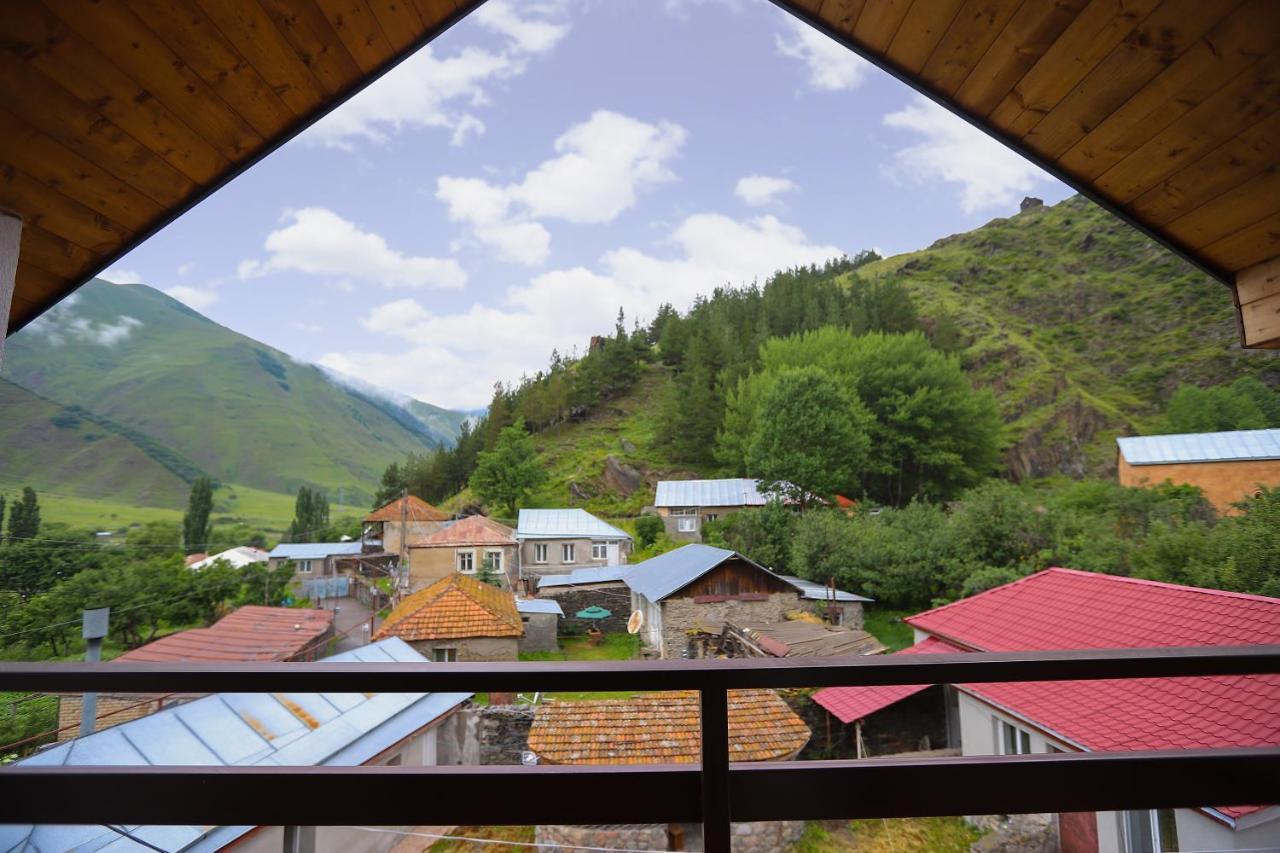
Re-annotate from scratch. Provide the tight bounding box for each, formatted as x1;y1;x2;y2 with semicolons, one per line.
535;821;803;853
541;585;630;634
478;704;534;765
660;592;800;659
408;636;519;662
797;600;864;630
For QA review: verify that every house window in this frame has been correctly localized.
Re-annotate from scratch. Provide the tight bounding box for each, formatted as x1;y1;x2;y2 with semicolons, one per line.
456;550;475;573
562;543;576;563
704;513;718;523
298;559;313;574
433;648;458;663
1123;809;1179;852
591;542;608;560
998;720;1031;755
485;550;503;575
534;543;548;563
676;517;697;532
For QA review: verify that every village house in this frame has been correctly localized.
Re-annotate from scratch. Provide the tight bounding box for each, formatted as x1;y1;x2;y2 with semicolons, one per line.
515;508;632;580
57;606;334;740
515;597;563;654
652;478;792;542
266;541;363;582
527;689;810;852
188;545;269;571
1116;429;1280;514
407;514;518;590
362;494;451;553
374;572;523;662
12;638;470;853
778;574;871;628
625;544;803;659
812;568;1280;853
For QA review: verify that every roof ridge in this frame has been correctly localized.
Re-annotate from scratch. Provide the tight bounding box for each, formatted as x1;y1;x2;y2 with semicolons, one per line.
1037;566;1280;605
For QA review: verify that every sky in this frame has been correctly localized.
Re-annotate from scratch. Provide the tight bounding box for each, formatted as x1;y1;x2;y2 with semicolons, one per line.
92;0;1070;411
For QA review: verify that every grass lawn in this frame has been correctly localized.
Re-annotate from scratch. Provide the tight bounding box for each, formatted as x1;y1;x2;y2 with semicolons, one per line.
425;825;534;852
863;608;914;652
518;633;641;701
797;817;982;852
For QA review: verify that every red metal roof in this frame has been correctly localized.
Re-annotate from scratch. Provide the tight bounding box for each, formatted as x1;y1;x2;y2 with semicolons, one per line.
364;495;450;523
116;606;334;662
413;515;516;548
812;636;962;724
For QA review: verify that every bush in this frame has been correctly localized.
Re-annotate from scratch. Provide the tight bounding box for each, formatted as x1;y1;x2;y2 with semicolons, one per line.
634;515;664;549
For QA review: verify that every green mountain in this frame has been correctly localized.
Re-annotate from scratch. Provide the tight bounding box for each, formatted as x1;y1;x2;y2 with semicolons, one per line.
1;280;467;509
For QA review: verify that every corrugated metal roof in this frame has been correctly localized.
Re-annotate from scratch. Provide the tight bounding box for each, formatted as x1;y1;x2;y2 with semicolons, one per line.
116;606;333;663
364;495;450;523
189;546;269;571
624;544;774;602
516;509;631;540
1116;429;1280;465
516;598;564;616
778;575;874;604
5;638;469;852
267;542;363;559
536;566;629;589
654;478;784;507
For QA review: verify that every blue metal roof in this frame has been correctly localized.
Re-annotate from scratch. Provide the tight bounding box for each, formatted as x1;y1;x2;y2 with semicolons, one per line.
3;638;470;852
267;541;363;559
623;544;773;602
536;565;629;589
516;509;631;541
516;598;564;616
654;478;785;507
1117;429;1280;465
778;575;874;603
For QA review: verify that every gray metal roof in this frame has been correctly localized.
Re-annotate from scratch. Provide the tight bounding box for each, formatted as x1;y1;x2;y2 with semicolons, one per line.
778;575;874;603
623;544;773;602
2;638;469;852
1116;429;1280;465
267;541;363;559
654;478;784;507
516;598;564;616
536;566;629;589
516;509;631;541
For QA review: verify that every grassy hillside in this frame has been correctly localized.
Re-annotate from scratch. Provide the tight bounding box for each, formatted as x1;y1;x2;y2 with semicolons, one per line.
2;280;465;507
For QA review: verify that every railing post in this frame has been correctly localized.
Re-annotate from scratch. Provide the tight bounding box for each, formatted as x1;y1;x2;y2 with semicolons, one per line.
699;687;731;853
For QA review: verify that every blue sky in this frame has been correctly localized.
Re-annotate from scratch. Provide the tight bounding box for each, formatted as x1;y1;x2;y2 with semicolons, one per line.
95;0;1069;410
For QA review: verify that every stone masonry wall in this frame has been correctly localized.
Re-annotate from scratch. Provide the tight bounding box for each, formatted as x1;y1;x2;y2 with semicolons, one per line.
536;821;803;852
541;585;630;634
478;704;534;765
660;592;800;659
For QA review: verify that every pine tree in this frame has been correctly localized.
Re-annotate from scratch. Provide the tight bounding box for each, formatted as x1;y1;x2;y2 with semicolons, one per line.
182;477;214;554
289;486;330;542
373;462;406;507
7;487;40;540
469;419;547;516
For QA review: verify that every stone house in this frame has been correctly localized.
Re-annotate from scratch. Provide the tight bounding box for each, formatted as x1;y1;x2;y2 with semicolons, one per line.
20;638;470;853
1117;429;1280;515
516;508;632;581
778;574;872;629
266;541;363;584
515;598;562;654
374;572;523;662
528;689;809;853
625;544;802;659
813;568;1280;852
652;478;796;542
407;514;518;590
363;494;451;553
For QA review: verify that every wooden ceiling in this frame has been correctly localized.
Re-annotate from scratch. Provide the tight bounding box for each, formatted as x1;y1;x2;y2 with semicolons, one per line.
2;0;1278;346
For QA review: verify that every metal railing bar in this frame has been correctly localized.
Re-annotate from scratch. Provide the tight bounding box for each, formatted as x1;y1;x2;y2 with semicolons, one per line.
699;688;732;853
2;749;1275;827
3;645;1276;694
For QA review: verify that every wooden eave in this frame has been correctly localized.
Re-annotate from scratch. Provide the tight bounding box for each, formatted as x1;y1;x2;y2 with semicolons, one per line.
2;0;1278;347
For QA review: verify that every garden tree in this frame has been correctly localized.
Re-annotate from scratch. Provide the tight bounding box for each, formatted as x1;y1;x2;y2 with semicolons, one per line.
373;462;406;508
719;329;1002;505
182;476;214;554
6;487;40;540
476;553;500;587
204;522;269;553
241;560;297;607
288;486;330;542
633;514;664;550
126;521;183;559
703;501;798;573
0;528;104;598
1161;377;1280;433
947;480;1050;571
746;367;871;505
469;419;547;516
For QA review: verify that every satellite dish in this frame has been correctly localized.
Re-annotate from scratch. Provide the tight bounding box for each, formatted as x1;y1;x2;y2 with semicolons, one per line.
627;610;644;634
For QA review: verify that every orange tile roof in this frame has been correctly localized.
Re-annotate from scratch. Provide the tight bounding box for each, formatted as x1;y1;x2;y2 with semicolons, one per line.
117;606;334;662
374;573;522;641
414;515;516;548
528;689;809;765
364;495;450;523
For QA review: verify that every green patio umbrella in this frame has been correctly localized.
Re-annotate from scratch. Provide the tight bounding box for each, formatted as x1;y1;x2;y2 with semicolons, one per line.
576;606;611;620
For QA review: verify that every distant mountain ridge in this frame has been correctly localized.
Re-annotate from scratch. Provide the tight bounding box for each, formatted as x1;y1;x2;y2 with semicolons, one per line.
1;280;467;509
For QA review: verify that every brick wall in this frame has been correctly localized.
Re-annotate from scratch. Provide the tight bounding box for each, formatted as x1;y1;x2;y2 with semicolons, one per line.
1118;457;1280;515
659;592;800;659
57;694;183;740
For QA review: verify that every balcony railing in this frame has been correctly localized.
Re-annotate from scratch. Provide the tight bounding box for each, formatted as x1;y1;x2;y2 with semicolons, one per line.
2;645;1278;852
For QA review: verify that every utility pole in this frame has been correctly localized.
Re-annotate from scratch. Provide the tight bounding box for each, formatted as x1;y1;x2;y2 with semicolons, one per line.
397;488;409;600
79;607;109;737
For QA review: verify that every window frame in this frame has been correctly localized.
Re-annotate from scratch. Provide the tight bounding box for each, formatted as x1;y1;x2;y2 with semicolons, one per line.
534;543;548;564
1123;809;1179;853
297;559;313;574
433;648;458;663
456;550;475;574
561;542;576;563
591;542;608;561
485;549;503;575
998;719;1031;756
676;517;698;532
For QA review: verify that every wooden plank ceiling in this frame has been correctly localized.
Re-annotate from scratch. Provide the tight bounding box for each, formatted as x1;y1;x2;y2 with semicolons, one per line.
2;0;1278;347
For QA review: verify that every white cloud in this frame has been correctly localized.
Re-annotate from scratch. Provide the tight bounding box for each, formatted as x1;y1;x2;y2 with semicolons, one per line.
165;285;218;311
177;262;195;276
99;268;142;285
883;96;1050;213
321;212;843;408
27;299;142;347
735;175;797;206
437;110;686;265
306;2;568;149
239;207;466;289
776;17;870;92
